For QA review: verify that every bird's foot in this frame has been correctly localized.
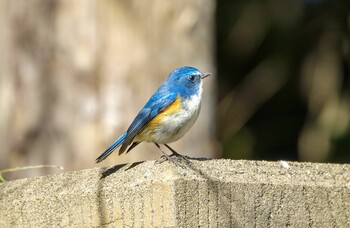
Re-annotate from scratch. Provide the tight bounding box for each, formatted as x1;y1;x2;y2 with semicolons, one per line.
169;152;191;165
155;155;168;164
154;143;191;167
155;154;189;167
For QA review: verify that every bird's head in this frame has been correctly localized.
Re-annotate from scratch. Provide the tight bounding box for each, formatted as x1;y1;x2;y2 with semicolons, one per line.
167;66;211;96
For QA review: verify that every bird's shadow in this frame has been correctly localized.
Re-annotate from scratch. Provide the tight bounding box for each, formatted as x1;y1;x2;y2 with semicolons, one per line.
100;161;145;179
99;156;213;180
184;156;212;161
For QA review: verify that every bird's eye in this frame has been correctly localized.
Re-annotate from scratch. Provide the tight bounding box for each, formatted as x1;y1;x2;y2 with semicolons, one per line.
188;75;196;82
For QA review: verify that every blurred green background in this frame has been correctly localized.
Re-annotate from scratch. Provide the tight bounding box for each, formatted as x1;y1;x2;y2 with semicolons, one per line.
216;0;350;163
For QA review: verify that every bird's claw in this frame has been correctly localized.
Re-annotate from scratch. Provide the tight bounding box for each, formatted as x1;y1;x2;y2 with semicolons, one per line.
154;154;191;167
155;155;168;164
170;153;191;165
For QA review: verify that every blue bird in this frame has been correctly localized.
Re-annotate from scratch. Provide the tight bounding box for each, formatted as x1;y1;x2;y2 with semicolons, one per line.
95;66;211;163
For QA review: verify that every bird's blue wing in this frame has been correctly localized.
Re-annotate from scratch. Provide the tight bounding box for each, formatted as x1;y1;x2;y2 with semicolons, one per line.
119;92;178;154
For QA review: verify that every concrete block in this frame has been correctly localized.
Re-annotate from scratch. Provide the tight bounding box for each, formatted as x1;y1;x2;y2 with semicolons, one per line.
1;159;349;227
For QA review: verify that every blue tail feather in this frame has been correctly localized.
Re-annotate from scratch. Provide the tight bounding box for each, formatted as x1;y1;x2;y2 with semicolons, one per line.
95;132;127;163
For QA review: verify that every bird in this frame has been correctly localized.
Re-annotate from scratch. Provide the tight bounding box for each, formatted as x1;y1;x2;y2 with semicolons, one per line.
95;66;211;164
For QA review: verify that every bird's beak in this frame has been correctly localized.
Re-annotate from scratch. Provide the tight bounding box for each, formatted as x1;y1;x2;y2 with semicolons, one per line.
201;72;211;79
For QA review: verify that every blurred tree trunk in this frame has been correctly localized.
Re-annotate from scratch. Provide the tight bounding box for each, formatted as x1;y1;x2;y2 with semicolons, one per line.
0;0;216;178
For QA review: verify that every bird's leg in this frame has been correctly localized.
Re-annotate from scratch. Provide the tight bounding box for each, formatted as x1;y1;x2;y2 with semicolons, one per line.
163;144;181;156
154;143;175;165
154;143;171;160
164;144;191;164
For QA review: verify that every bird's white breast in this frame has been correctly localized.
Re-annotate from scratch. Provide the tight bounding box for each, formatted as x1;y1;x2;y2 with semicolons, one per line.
137;86;203;143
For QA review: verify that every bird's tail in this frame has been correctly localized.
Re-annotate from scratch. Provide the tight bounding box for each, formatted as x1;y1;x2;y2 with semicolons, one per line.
95;132;127;163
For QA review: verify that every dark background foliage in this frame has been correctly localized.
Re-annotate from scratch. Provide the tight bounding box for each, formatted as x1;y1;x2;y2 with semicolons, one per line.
216;0;350;163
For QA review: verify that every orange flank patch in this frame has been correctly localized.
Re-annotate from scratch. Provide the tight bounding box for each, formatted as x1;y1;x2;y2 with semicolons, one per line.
147;96;181;128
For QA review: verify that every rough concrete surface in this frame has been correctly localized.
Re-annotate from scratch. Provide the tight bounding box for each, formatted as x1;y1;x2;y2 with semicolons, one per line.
1;159;350;227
